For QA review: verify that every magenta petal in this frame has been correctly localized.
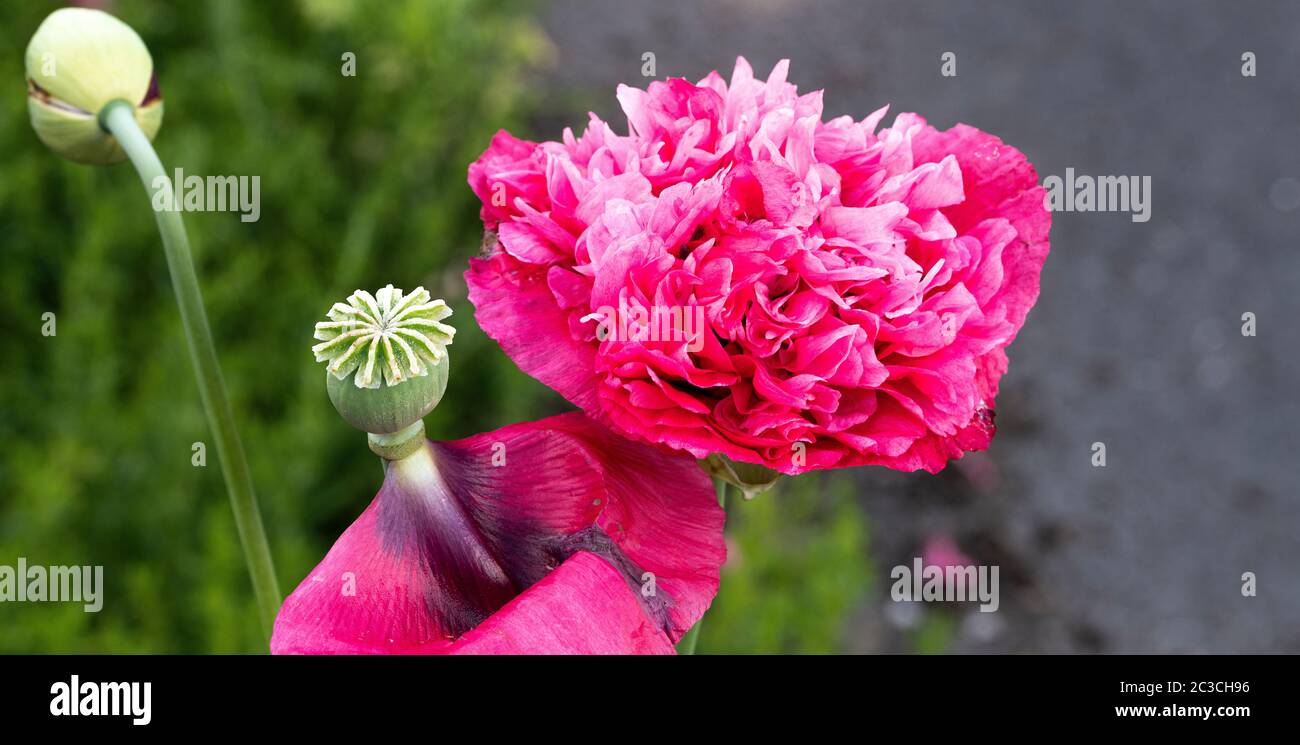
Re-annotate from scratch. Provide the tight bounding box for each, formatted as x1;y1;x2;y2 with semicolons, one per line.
466;253;601;413
911;123;1051;333
450;552;675;654
468;130;548;227
273;413;724;654
544;415;726;638
269;487;457;654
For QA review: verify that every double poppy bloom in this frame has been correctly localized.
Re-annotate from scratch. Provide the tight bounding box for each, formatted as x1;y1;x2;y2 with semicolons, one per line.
468;57;1050;475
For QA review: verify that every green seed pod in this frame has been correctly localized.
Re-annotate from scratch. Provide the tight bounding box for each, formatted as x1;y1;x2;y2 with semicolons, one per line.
326;356;449;435
25;8;163;165
313;285;455;435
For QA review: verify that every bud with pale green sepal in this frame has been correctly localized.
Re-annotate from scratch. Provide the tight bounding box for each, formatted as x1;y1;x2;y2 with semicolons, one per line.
312;285;455;459
25;8;163;165
701;453;782;500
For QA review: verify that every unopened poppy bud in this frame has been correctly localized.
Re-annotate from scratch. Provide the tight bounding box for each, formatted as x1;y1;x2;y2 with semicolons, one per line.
702;453;781;500
313;285;455;449
25;8;163;165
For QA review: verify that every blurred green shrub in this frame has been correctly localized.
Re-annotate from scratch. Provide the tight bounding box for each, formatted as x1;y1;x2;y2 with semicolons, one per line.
0;0;553;652
699;474;872;654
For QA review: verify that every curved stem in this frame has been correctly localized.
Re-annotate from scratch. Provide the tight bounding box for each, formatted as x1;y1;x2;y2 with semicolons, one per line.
676;476;728;655
101;100;281;636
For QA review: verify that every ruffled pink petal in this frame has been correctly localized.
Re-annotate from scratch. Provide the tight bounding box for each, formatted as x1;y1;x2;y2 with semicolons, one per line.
467;131;548;227
911;123;1051;333
466;252;601;412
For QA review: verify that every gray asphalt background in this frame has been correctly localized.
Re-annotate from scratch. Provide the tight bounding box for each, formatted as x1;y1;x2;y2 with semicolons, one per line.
534;0;1300;652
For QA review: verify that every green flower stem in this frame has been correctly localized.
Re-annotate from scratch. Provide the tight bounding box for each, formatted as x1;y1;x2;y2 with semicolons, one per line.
101;99;281;635
676;476;728;655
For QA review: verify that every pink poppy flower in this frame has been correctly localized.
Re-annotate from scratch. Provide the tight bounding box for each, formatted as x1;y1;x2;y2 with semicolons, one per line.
272;413;725;654
467;57;1050;475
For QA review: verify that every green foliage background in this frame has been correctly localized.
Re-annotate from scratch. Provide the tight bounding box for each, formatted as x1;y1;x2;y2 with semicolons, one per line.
0;0;871;653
